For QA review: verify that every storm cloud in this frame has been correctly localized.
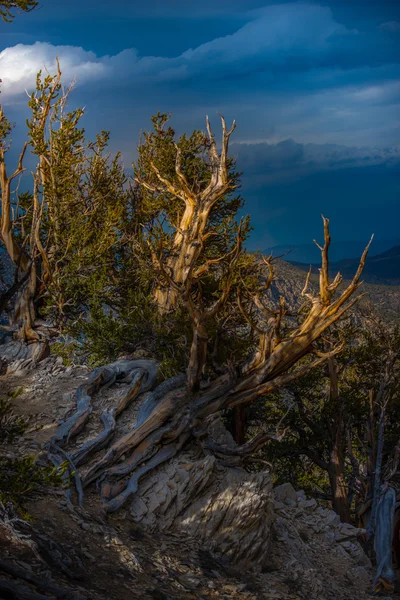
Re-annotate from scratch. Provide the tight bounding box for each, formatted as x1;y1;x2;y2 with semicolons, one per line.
0;0;399;252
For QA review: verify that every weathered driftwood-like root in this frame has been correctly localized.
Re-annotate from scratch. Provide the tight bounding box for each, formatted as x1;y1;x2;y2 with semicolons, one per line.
0;560;85;600
115;371;145;415
50;367;112;448
48;359;161;504
50;359;159;448
81;385;188;488
135;374;186;426
102;424;172;484
102;433;190;513
68;370;148;470
98;409;191;497
83;374;186;486
71;409;116;468
97;397;195;510
106;359;159;391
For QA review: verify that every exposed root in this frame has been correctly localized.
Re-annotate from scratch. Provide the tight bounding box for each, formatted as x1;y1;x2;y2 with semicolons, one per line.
49;367;111;448
47;359;163;503
49;359;158;448
71;409;116;468
115;371;145;416
81;385;187;488
102;424;172;482
68;371;150;470
135;374;186;427
106;359;159;391
83;374;187;486
102;432;190;513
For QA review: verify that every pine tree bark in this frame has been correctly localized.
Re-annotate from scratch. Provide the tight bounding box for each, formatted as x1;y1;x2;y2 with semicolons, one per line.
328;445;350;523
326;358;351;523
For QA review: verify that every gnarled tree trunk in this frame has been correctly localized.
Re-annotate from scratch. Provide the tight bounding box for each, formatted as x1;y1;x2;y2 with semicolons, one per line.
327;358;350;523
328;445;350;524
372;486;396;595
0;107;41;343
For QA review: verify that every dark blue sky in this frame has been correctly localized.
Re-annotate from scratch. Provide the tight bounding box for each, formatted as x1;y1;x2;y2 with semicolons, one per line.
0;0;399;251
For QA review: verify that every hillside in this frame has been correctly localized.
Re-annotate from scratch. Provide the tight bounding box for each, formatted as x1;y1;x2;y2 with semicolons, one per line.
0;357;384;600
331;245;400;285
0;255;399;599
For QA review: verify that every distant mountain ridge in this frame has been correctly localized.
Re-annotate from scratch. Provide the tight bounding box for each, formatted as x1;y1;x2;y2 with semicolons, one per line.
262;239;400;264
268;258;400;322
290;244;400;286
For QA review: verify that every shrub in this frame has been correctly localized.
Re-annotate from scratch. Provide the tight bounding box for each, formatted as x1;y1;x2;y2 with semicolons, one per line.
0;391;66;510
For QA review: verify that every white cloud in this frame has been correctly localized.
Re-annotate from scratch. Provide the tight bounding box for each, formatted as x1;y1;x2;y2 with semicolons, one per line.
0;3;398;151
0;3;355;99
0;43;107;97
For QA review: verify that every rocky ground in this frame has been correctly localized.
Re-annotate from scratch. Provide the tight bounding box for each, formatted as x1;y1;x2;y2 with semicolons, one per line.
0;352;398;600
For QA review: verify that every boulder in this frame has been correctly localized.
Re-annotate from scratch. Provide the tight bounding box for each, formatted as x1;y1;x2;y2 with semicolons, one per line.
273;482;297;505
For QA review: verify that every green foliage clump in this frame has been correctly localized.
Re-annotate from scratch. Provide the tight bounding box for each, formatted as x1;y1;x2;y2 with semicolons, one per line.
245;317;400;516
68;295;192;374
0;391;66;510
49;338;81;366
0;454;64;511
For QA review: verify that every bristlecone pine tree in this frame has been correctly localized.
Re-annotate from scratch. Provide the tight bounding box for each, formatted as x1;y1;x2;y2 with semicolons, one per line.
0;62;126;345
47;110;372;530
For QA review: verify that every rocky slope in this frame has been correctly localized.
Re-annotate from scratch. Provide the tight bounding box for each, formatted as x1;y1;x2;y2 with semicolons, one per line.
0;352;394;600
